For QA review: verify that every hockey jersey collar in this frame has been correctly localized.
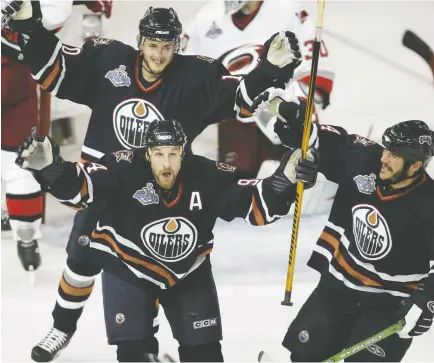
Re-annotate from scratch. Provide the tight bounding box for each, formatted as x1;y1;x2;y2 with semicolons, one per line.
232;1;263;30
376;173;427;201
135;53;163;92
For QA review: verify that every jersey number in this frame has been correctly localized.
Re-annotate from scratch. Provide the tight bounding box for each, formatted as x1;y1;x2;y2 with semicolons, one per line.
304;40;329;61
237;179;260;186
86;163;107;174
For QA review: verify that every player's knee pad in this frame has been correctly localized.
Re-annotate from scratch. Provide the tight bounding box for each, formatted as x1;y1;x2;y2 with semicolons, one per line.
178;341;223;362
116;337;159;362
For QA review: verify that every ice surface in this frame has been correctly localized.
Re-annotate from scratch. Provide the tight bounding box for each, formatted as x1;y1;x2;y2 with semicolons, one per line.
2;1;434;361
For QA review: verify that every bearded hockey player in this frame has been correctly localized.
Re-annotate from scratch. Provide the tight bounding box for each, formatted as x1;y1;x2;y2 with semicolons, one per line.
252;89;434;362
16;119;319;362
182;0;335;215
1;0;111;272
6;1;303;361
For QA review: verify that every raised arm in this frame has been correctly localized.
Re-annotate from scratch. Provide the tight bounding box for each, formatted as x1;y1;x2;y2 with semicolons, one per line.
15;136;119;210
216;148;318;224
191;32;304;125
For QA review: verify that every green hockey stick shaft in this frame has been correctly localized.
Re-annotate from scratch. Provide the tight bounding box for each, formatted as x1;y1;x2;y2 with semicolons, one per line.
323;319;405;362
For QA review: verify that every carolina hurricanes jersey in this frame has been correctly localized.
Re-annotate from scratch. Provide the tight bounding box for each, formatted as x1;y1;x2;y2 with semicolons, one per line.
47;152;295;289
20;26;282;162
182;0;334;104
1;0;73;61
309;124;434;299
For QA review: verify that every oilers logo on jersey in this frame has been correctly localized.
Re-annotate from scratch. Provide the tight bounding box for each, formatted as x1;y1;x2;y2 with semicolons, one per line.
352;205;392;261
141;217;198;263
113;99;164;149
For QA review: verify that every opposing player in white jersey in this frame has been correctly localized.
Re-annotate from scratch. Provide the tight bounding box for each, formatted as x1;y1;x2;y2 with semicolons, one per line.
182;0;336;214
1;0;112;272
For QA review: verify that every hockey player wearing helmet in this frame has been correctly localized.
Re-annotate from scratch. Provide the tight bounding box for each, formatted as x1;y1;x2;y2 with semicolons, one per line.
16;119;319;362
252;88;434;362
6;1;304;361
137;7;182;80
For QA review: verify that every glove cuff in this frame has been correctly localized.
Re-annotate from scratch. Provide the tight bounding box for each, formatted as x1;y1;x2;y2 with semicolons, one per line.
258;59;296;84
34;158;65;190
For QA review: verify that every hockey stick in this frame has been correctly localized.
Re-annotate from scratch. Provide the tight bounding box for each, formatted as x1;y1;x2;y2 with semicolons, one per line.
323;319;405;362
402;30;434;82
281;0;326;306
403;30;433;65
38;88;51;224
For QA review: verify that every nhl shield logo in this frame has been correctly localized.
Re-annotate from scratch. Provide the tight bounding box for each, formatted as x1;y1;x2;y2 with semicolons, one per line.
105;65;131;87
353;173;376;194
141;217;198;263
133;183;160;206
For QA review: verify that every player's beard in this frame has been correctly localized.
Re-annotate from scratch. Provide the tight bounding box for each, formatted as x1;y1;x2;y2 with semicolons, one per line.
379;163;408;186
154;167;177;189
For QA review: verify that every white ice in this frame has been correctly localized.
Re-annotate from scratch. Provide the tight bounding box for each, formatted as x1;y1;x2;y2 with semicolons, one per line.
2;1;434;361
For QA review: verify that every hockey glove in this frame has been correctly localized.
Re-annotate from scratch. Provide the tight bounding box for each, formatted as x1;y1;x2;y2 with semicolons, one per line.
258;31;302;83
6;0;42;32
1;0;22;29
271;148;319;194
397;292;434;339
252;88;317;149
15;136;65;190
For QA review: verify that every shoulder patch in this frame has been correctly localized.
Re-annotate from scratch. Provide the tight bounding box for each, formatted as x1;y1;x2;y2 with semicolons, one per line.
353;135;376;147
113;150;133;162
92;37;113;47
216;162;236;172
197;55;215;63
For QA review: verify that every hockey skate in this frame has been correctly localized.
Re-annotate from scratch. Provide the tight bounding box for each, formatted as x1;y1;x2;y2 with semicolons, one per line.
31;327;73;362
17;240;41;271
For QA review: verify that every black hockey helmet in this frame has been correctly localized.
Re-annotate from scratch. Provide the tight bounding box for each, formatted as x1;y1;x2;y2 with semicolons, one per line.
137;7;182;47
382;120;434;168
144;119;186;151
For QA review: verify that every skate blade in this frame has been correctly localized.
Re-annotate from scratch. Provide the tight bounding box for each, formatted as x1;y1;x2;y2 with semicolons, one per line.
28;266;36;287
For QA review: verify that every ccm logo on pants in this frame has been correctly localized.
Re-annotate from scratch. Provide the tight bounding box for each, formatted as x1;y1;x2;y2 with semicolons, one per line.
193;318;218;329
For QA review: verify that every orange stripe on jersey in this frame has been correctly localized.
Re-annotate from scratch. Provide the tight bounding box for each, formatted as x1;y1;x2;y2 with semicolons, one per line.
59;276;94;297
135;54;163;92
80;177;88;199
79;157;90;163
41;59;61;90
406;284;420;291
251;194;265;226
163;183;183;208
92;231;176;287
6;195;42;217
199;248;213;257
376;174;426;201
320;232;382;287
240;106;253;117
